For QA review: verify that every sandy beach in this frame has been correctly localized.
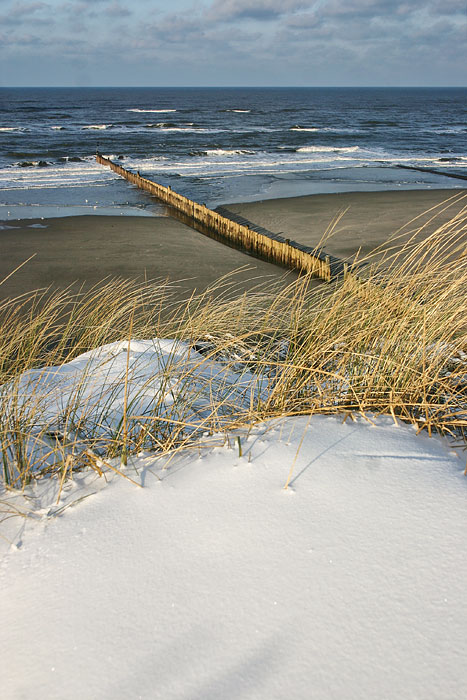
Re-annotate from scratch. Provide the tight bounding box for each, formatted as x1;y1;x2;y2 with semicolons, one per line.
1;188;465;300
0;214;294;302
227;188;467;261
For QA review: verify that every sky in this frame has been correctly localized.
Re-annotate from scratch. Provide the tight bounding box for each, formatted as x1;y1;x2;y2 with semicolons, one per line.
0;0;466;87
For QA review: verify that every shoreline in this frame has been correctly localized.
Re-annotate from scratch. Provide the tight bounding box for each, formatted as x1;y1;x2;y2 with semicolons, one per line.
1;164;466;222
1;187;465;301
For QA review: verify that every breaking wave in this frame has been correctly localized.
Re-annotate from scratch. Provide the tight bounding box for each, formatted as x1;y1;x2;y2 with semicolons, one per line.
0;127;27;133
127;109;177;113
296;145;360;153
198;149;256;156
290;126;320;132
82;124;112;130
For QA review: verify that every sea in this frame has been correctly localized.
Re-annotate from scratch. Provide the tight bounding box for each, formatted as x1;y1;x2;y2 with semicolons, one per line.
0;87;466;219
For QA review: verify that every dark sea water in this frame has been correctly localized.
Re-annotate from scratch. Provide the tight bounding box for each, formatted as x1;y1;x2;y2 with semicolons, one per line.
0;87;466;218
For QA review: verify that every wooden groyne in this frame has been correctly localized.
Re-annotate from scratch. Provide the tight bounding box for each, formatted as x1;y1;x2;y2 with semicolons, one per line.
396;164;467;182
96;154;346;282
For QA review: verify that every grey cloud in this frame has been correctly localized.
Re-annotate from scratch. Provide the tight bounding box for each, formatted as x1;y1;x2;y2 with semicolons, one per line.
284;0;465;36
322;0;422;19
285;11;321;29
104;2;131;18
6;1;49;17
410;17;464;42
206;0;312;22
60;0;108;5
1;1;49;23
0;31;47;48
58;0;130;22
431;0;467;14
61;1;97;17
1;0;465;85
273;0;466;75
322;0;465;19
144;14;205;44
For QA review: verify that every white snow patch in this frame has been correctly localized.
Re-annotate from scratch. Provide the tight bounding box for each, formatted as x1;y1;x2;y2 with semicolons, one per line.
1;410;466;699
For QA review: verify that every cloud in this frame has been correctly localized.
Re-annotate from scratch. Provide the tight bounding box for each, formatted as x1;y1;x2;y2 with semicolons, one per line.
285;11;321;29
7;1;49;17
104;2;131;18
0;0;465;86
61;0;108;5
206;0;312;22
431;0;467;14
321;0;424;19
284;0;465;39
144;14;204;44
0;1;50;25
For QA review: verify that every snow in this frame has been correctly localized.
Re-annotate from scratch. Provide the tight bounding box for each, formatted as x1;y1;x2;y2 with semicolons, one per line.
6;338;262;471
1;342;467;699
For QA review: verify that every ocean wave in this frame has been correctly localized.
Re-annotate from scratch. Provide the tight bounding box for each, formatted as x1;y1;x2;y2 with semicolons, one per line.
51;126;65;131
145;125;225;133
0;127;27;133
200;149;256;156
290;126;319;132
145;122;178;129
226;109;251;113
82;124;113;130
322;127;364;135
426;127;467;135
14;160;49;168
437;156;465;163
2;146;464;194
127;109;177;113
290;126;364;135
0;158;117;189
296;145;360;153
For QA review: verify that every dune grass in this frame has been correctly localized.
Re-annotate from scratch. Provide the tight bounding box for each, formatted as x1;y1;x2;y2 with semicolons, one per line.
0;202;466;489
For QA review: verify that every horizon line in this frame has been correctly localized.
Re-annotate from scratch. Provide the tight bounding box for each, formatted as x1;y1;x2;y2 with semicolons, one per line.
1;85;466;90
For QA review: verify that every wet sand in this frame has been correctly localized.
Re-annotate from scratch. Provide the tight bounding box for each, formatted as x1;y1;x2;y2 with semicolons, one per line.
1;188;465;301
226;188;467;261
0;214;294;301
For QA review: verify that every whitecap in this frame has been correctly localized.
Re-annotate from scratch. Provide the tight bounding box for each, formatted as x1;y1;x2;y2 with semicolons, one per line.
296;145;360;153
82;124;112;130
127;109;177;113
146;125;225;133
322;127;364;134
290;127;319;132
203;149;255;156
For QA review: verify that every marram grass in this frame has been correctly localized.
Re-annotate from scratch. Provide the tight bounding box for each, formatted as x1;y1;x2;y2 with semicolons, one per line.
0;204;466;489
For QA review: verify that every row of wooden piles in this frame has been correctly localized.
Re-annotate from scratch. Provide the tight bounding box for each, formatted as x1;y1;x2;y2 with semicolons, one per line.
96;154;349;282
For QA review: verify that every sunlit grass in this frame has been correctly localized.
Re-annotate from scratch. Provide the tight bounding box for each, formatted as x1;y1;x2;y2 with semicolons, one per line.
1;201;466;489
